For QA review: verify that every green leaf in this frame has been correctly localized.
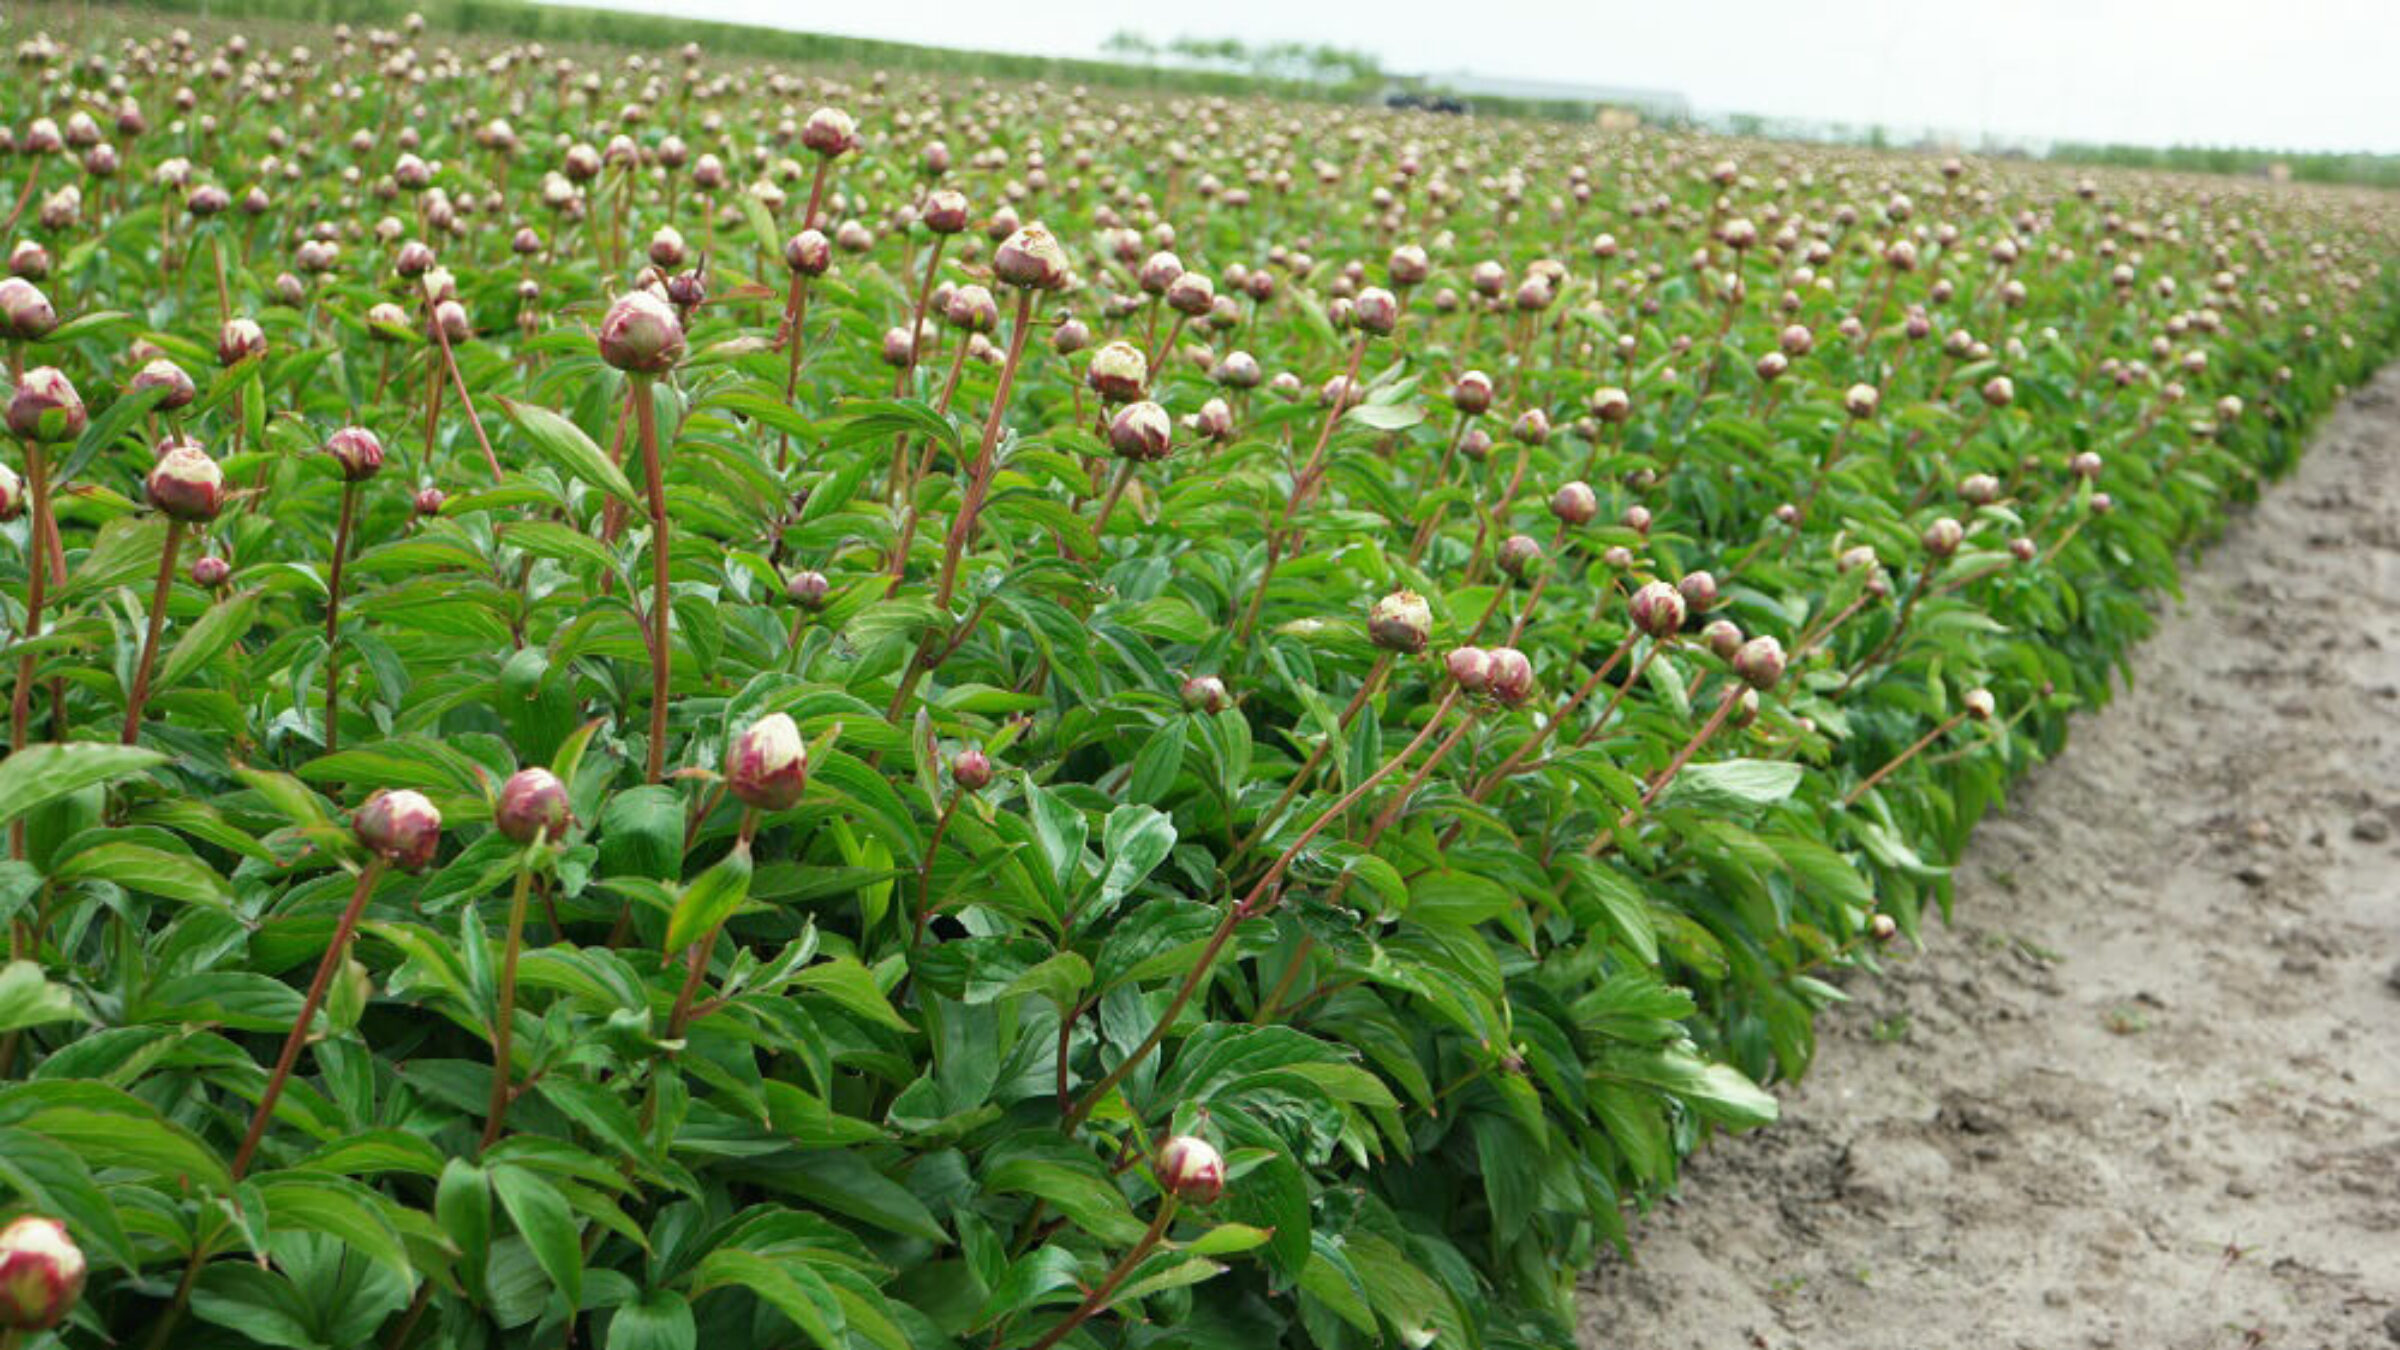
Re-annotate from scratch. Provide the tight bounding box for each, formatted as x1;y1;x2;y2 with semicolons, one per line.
51;843;231;908
1095;804;1177;912
691;1249;845;1349
791;957;911;1033
251;1171;413;1278
492;1163;584;1312
0;962;75;1035
664;844;753;955
985;1157;1147;1246
1661;758;1805;810
0;744;166;829
157;591;260;693
608;1290;698;1350
499;396;640;505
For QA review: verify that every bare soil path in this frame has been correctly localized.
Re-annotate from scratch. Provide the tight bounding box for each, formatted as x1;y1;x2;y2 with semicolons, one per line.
1581;367;2400;1350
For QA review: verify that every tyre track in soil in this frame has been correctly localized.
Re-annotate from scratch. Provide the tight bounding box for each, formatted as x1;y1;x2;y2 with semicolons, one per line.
1579;364;2400;1350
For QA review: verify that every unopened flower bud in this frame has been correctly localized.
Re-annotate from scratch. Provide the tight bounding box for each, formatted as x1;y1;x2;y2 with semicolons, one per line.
1550;480;1598;526
1704;619;1744;661
783;229;832;277
726;712;808;811
1180;674;1230;714
1108;401;1172;462
1921;517;1964;558
1588;386;1632;424
1629;580;1686;639
1156;1135;1225;1205
0;1216;86;1331
1980;375;2014;408
993;222;1071;291
1677;571;1718;612
1087;340;1147;403
1512;408;1550;445
1844;384;1880;419
922;189;970;235
191;554;230;587
1368;589;1433;655
414;487;445;517
1445;646;1492;692
1496;533;1543;580
0;277;57;340
326;426;384;482
800;106;856;158
355;788;443;871
1485;647;1535;706
1733;636;1786;690
6;367;84;442
951;748;993;791
2069;451;2103;481
1352;286;1400;337
1452;370;1494;416
147;442;224;522
1960;473;2001;507
1963;688;1996;722
786;569;831;610
597;290;684;374
217;317;267;367
495;767;572;844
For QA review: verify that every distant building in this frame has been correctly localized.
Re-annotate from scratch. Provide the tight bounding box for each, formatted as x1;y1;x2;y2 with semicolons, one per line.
1398;72;1690;122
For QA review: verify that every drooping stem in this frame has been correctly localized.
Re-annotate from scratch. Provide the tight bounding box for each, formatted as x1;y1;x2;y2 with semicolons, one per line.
634;376;672;782
479;847;542;1153
232;859;388;1180
121;520;186;745
323;483;359;756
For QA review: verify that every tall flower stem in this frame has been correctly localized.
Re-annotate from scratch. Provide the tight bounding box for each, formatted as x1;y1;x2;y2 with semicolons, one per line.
323;483;359;756
8;442;53;775
479;845;542;1152
934;289;1036;609
1236;334;1368;644
1064;688;1458;1132
433;321;503;483
232;859;389;1179
120;520;185;745
633;376;672;782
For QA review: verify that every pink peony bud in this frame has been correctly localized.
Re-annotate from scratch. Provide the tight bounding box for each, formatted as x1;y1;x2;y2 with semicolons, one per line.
1180;674;1230;714
1587;386;1632;424
993;222;1071;292
495;767;572;844
217;317;267;367
146;442;225;522
1107;401;1172;462
1352;286;1400;337
1628;581;1686;639
414;487;445;517
1550;480;1598;526
326;426;385;483
1963;688;1997;722
1703;619;1744;661
6;367;85;442
1368;590;1433;655
800;107;856;157
726;713;808;812
950;748;993;791
1086;341;1148;404
1452;370;1494;416
1677;571;1719;612
785;570;831;610
1733;636;1786;690
1496;533;1543;580
1484;647;1536;706
0;1216;85;1331
1156;1135;1225;1205
355;788;443;872
1445;646;1492;693
597;290;684;375
783;229;832;277
1922;517;1964;558
0;277;57;340
0;462;19;521
1843;384;1880;419
190;554;230;587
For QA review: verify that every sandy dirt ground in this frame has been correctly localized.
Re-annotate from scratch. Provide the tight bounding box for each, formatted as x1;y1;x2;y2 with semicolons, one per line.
1580;366;2400;1350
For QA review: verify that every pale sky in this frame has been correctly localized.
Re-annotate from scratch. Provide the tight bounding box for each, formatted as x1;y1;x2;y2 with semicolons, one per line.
549;0;2400;155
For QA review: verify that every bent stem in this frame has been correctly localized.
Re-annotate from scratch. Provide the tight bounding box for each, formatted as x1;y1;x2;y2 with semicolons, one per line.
434;321;503;482
1064;688;1458;1132
1018;1197;1179;1350
634;376;672;782
324;483;360;756
232;859;389;1180
121;520;186;745
1842;711;1968;808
